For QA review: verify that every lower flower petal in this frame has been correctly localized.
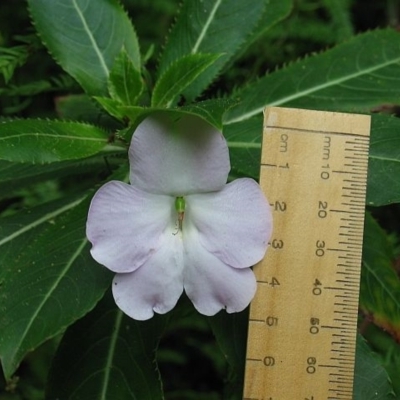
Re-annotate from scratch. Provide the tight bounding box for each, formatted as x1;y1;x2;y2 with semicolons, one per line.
87;181;174;273
183;230;257;316
186;178;272;268
112;232;184;320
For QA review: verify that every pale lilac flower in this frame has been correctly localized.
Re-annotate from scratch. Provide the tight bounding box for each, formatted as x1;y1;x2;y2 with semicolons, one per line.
86;113;272;320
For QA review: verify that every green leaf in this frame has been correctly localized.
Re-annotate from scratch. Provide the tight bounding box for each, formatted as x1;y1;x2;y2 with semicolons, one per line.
236;0;293;50
158;0;266;101
55;94;123;130
254;0;293;37
0;157;110;201
0;195;112;379
108;48;144;106
362;324;400;398
208;311;248;400
180;99;236;130
354;335;395;399
224;29;400;124
367;114;400;206
0;119;109;163
360;213;400;342
0;45;29;84
47;290;168;400
152;54;222;107
27;0;140;96
224;116;262;179
95;96;127;121
121;99;235;135
0;74;77;97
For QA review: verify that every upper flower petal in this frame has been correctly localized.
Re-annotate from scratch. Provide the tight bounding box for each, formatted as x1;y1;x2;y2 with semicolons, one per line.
86;180;174;273
186;178;272;268
183;227;257;316
112;232;184;320
129;113;230;195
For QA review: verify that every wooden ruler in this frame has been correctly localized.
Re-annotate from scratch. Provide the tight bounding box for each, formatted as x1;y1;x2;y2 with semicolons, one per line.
243;107;371;400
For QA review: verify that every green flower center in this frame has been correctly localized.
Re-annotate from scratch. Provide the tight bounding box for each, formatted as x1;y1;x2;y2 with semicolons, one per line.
175;196;185;231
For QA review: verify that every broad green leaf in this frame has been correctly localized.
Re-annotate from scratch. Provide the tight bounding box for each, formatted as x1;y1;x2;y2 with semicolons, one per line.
224;116;262;179
362;324;400;398
0;157;107;201
252;0;293;38
367;114;400;206
360;213;400;342
158;0;266;101
255;0;294;31
208;311;248;400
108;48;144;106
27;0;140;96
224;29;400;124
0;195;112;379
354;335;395;399
0;119;109;163
47;290;168;400
152;54;222;107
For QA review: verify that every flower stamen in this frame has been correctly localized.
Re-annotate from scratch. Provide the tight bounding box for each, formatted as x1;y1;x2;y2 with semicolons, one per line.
175;196;185;231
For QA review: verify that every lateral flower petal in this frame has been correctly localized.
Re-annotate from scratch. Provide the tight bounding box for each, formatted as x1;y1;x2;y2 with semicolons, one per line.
112;232;184;320
186;178;272;268
129;113;230;195
183;228;257;316
87;181;174;273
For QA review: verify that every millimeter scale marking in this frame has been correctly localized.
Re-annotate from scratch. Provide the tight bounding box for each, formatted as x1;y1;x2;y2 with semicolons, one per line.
243;107;371;400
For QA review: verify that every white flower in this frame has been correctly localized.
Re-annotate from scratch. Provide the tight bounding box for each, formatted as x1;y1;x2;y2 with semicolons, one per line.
86;113;272;320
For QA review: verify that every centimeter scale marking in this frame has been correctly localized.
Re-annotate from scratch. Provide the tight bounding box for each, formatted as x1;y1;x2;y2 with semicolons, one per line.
243;107;371;400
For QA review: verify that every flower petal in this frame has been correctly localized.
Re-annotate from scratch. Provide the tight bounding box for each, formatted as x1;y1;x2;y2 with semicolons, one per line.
112;232;184;320
129;113;230;195
86;181;174;273
183;228;257;316
186;178;272;268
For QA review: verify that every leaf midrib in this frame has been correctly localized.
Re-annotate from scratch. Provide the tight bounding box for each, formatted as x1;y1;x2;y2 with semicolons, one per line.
369;154;400;163
227;141;260;149
99;310;123;400
71;0;109;76
0;133;106;141
191;0;222;54
0;196;85;247
10;237;88;375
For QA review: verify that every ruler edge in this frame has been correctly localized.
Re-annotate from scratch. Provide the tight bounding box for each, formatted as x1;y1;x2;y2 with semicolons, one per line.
263;106;371;138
